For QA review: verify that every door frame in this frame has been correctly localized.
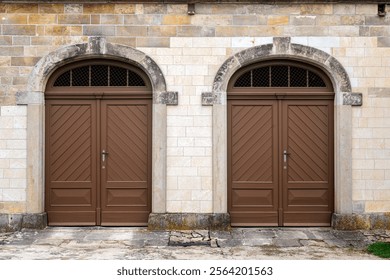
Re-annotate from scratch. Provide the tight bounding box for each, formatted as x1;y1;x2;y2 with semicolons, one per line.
227;61;335;226
18;38;172;217
206;38;354;219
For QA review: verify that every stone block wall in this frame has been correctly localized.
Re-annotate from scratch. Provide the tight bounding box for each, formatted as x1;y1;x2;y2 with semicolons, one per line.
0;2;390;217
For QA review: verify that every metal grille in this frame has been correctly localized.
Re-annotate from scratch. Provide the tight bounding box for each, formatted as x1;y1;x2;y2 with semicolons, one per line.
234;65;327;88
91;65;108;86
252;67;269;87
128;70;146;86
53;71;71;87
110;66;127;86
234;71;252;87
271;66;288;87
72;66;90;87
308;71;326;87
53;64;146;87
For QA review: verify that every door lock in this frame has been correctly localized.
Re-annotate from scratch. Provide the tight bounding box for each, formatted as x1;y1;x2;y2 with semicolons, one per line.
283;150;290;163
102;150;109;162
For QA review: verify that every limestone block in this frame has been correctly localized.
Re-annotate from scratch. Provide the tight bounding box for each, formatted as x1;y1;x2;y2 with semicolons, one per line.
11;57;40;67
124;15;162;25
194;137;212;146
148;26;176;37
183;147;206;157
10;179;26;188
0;36;12;46
64;4;82;14
117;26;147;36
167;156;191;167
366;201;390;212
166;201;182;212
28;14;57;25
83;4;115;14
12;36;30;46
2;189;26;202
200;201;213;213
333;4;356;15
144;4;166;14
356;4;377;15
177;177;201;189
186;127;211;138
233;15;257;25
0;14;27;24
191;190;212;201
167;176;178;190
163;15;190;25
192;15;232;26
115;4;136;14
2;25;36;36
167;189;191;201
341;15;365;25
301;4;333;15
290;15;316;26
181;201;201;212
136;38;170;48
267;15;289;25
0;179;10;188
1;106;26;116
83;26;115;36
5;4;38;13
58;15;90;24
45;26;71;36
100;15;124;25
316;15;341;26
38;4;64;14
177;26;215;37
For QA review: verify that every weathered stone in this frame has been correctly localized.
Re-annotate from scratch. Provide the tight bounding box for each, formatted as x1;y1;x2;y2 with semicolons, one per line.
163;15;191;25
155;91;179;105
368;87;390;97
21;213;47;230
6;4;38;13
300;4;333;15
332;214;371;230
333;4;356;14
273;239;302;247
83;26;115;36
3;25;36;36
177;26;215;37
192;15;232;26
100;15;124;25
290;15;316;25
38;4;64;14
148;213;230;230
11;57;40;67
267;15;289;25
124;15;162;25
0;47;24;56
341;15;365;25
201;92;215;106
45;26;71;36
216;26;249;37
114;4;136;14
144;4;167;14
343;93;363;106
106;37;136;47
377;37;390;47
28;14;57;25
64;4;82;14
147;26;176;37
0;214;22;232
0;14;27;24
58;15;90;24
91;15;100;24
83;4;115;14
136;38;170;48
117;26;148;36
0;36;12;46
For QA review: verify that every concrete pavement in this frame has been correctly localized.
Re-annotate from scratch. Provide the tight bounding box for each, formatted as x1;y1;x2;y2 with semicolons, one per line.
0;227;389;260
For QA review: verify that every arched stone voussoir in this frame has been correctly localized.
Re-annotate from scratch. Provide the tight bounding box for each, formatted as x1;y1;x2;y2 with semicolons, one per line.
28;37;167;96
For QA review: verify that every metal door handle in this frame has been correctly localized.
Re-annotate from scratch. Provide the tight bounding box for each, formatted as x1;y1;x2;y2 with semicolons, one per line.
283;150;290;163
102;150;109;162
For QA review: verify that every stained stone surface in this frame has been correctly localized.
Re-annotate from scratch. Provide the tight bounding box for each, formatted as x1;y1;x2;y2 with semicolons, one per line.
0;227;388;260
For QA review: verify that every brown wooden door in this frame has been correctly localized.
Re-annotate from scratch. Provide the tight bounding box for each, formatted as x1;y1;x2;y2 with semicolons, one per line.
100;100;151;225
45;99;151;226
228;99;334;226
282;100;334;226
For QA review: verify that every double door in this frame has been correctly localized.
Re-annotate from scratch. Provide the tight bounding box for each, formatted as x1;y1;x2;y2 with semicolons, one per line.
228;99;334;226
45;99;151;226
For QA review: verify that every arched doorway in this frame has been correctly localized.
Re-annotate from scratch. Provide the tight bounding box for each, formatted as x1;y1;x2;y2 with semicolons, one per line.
227;60;334;226
45;59;152;226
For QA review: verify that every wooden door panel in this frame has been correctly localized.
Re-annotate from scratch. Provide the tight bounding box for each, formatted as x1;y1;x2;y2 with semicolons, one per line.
228;100;279;226
45;100;97;225
100;100;151;226
282;100;334;226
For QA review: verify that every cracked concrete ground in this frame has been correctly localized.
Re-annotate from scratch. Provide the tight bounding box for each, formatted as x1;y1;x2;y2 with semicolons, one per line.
0;227;389;260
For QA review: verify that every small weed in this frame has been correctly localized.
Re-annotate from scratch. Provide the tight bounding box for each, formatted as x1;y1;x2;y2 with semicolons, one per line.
367;242;390;258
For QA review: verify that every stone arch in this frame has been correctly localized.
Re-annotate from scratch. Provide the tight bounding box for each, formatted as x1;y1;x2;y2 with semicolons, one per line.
209;37;354;219
18;37;172;217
